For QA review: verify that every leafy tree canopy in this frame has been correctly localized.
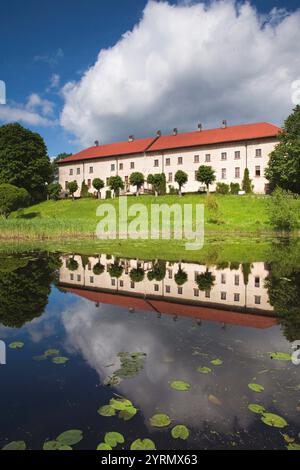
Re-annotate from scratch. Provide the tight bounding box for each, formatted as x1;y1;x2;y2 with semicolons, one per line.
129;172;145;195
0;183;30;218
175;170;188;195
108;176;124;196
196;166;216;192
47;182;62;201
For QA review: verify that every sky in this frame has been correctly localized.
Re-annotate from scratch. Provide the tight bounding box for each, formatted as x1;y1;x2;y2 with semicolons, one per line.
0;0;300;157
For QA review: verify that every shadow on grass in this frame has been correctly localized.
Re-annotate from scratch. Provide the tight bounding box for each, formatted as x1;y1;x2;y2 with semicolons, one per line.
17;212;41;219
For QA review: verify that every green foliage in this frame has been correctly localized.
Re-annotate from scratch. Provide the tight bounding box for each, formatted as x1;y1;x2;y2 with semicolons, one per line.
205;193;219;213
175;170;188;195
196;271;215;291
67;181;78;200
47;182;62;201
108;261;123;278
265;105;300;193
174;268;188;286
0;183;29;218
149;413;171;427
216;182;229;194
80;180;90;198
93;262;105;275
147;173;166;196
170;380;191;391
230;182;240;195
248;383;264;393
129;172;145;195
267;187;299;231
105;190;112;199
196;165;216;191
130;267;145;283
0;123;52;201
171;425;189;440
242;168;253;194
67;257;79;271
108;176;124;196
2;441;26;450
130;439;156;450
92;178;104;198
147;260;166;281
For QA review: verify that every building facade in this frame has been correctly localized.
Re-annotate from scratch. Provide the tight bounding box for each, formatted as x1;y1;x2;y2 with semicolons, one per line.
58;122;280;197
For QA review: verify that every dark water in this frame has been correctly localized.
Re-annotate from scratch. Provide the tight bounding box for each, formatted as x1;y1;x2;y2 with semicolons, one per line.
0;243;300;450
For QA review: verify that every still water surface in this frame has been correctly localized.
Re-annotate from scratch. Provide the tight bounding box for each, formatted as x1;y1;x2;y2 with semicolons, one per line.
0;243;299;450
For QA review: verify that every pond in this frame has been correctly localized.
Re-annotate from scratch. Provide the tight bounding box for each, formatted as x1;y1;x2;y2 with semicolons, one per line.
0;241;299;450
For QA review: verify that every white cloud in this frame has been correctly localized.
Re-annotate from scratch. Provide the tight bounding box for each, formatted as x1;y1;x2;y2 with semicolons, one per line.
48;73;60;90
34;48;64;66
0;94;57;127
26;93;55;116
60;0;300;147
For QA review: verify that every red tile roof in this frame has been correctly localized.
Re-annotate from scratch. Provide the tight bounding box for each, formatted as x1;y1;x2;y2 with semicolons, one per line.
58;122;280;164
63;286;277;330
58;136;157;164
148;122;280;152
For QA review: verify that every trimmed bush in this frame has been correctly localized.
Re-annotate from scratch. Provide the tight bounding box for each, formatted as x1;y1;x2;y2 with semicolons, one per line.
230;182;240;195
216;182;230;194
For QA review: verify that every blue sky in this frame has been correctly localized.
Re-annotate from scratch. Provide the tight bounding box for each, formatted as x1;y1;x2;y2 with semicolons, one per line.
0;0;299;156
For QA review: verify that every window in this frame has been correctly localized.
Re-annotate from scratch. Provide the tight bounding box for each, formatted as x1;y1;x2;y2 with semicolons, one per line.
178;156;183;165
205;154;211;162
87;179;91;188
166;285;171;294
178;287;183;295
89;167;93;174
194;271;199;281
255;295;261;305
77;275;81;282
166;158;170;166
130;162;135;169
194;170;198;181
106;178;110;186
256;149;262;157
235;167;240;179
168;269;173;279
125;176;129;184
90;276;94;284
111;164;115;172
154;159;159;167
205;290;211;298
221;291;227;301
119;163;123;171
65;181;68;190
154;284;159;292
120;280;124;287
222;168;227;179
255;166;261;177
235;151;241;160
88;262;92;271
194;155;199;164
76;168;80;175
234;293;240;302
131;282;135;289
255;277;260;288
234;275;240;286
194;288;199;297
69;169;73;176
221;152;227;161
221;273;226;284
70;274;74;281
168;173;173;183
111;279;116;286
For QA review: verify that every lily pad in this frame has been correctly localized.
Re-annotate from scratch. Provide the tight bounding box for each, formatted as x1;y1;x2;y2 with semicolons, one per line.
56;429;83;446
109;398;133;410
248;404;266;414
261;413;288;428
44;349;60;357
208;394;222;406
43;440;63;451
269;352;291;361
52;357;69;365
150;413;171;428
197;366;212;374
2;440;26;450
248;383;264;393
119;406;137;421
287;443;300;450
58;445;73;450
130;439;156;450
8;342;24;349
211;359;223;366
104;432;124;448
97;443;112;450
171;425;189;440
98;405;116;417
170;381;191;391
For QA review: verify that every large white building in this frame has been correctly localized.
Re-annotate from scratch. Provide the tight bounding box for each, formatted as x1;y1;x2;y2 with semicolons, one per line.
58;122;280;197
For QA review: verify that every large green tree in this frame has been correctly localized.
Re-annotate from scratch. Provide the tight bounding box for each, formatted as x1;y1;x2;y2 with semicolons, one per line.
265;105;300;194
108;176;124;197
196;166;216;192
129;172;145;196
0;123;52;201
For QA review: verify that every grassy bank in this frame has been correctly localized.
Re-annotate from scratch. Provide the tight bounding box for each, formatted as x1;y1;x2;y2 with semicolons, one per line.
0;193;299;241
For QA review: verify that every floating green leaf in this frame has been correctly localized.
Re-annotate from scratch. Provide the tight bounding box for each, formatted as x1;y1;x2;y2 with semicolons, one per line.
130;439;156;450
211;359;223;366
2;440;26;450
248;383;264;393
208;394;222;406
119;406;137;421
109;398;132;411
98;405;116;417
8;342;24;349
197;366;212;374
171;425;189;440
104;432;125;448
170;381;191;391
269;352;291;361
44;349;60;357
58;445;73;451
261;413;288;428
97;443;112;450
56;430;83;446
150;413;171;428
43;440;63;451
52;357;69;365
248;404;266;414
287;443;300;450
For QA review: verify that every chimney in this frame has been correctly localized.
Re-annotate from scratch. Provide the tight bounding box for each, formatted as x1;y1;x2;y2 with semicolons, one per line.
128;135;134;142
198;123;203;132
156;130;162;137
222;120;227;129
94;140;99;146
173;128;178;136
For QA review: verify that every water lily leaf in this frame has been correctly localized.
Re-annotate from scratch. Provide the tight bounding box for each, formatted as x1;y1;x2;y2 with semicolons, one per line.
98;405;116;417
119;406;137;421
287;443;300;450
150;413;171;428
171;425;189;440
248;383;264;393
283;434;295;444
104;432;124;448
44;349;60;357
58;445;73;450
197;366;212;374
208;394;222;406
56;429;83;446
52;357;69;365
97;443;112;450
8;342;24;349
130;439;156;450
109;398;132;410
43;440;62;450
2;440;26;450
211;359;223;366
248;404;266;414
170;381;191;391
261;413;288;428
269;352;291;361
